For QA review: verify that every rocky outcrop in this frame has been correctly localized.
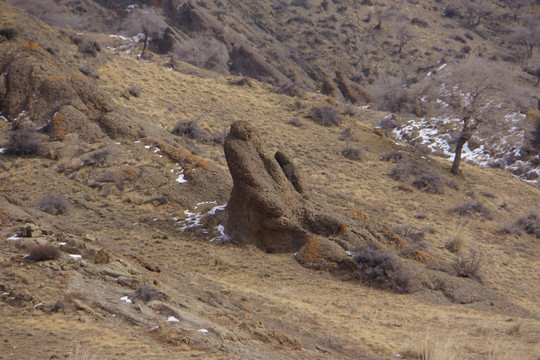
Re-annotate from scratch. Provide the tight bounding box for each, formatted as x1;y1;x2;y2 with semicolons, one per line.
334;71;371;104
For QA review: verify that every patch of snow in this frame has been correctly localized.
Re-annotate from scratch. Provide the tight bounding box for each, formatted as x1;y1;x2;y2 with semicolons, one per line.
144;145;151;150
0;115;8;122
7;234;20;241
154;148;160;153
211;224;231;243
195;201;217;209
0;148;5;154
34;303;43;308
438;63;447;70
167;316;179;322
120;296;132;304
176;204;227;232
134;140;141;143
197;329;208;333
176;173;187;184
346;251;353;256
58;242;66;246
69;254;82;259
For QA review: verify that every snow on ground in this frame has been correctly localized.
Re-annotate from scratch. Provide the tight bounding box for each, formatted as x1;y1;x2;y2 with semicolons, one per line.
391;112;539;185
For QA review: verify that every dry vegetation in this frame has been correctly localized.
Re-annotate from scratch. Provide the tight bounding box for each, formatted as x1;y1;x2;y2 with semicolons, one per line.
0;1;539;360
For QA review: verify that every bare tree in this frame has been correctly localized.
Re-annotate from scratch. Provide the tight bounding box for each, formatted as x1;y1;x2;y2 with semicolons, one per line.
393;20;419;54
509;14;540;59
121;6;168;52
421;57;522;174
505;0;532;21
523;54;540;86
457;0;495;27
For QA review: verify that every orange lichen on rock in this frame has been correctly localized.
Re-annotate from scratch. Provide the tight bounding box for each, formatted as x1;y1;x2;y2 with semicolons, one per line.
350;208;368;219
295;236;324;266
50;112;65;140
149;140;212;173
383;230;406;249
21;41;42;53
44;75;65;81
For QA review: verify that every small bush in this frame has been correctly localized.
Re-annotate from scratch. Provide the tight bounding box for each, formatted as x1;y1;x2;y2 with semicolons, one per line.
388;160;425;181
500;212;540;238
307;104;341;126
380;150;403;162
287;117;304;127
78;38;101;57
171;120;209;142
81;149;113;167
211;128;229;145
38;193;69;215
127;85;142;98
4;129;42;156
450;201;492;220
338;127;355;141
452;249;484;282
341;146;363;161
134;284;164;302
411;173;444;194
273;83;304;97
227;77;251;86
392;226;425;243
0;28;18;41
78;63;100;79
378;115;397;131
445;234;466;253
27;244;60;262
352;246;412;293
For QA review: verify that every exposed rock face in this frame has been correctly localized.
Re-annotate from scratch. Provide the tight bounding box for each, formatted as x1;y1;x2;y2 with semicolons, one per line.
320;76;344;102
224;121;309;253
334;71;371;104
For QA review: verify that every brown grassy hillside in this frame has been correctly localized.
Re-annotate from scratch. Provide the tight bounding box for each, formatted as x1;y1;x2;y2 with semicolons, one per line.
0;2;539;360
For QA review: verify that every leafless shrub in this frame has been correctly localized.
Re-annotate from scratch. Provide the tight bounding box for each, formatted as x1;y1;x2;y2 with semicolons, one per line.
338;127;354;141
307;104;341;126
227;77;251;86
287;117;304;127
380;150;403;162
127;85;142;98
171;36;230;75
291;0;311;9
369;76;412;113
449;201;492;219
500;212;540;238
445;233;466;253
171;120;209;142
4;130;43;156
456;0;495;26
352;246;412;293
411;173;445;194
452;249;484;282
78;38;101;57
273;83;304;97
0;28;18;41
81;149;114;167
6;0;90;29
392;225;425;243
120;5;168;51
388;160;425;181
27;244;60;262
78;63;100;79
38;193;69;215
341;146;363;161
211;128;229;145
378;115;397;131
342;103;359;117
134;284;165;302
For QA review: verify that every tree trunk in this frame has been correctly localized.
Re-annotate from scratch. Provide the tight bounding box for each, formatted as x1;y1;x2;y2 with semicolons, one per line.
143;32;148;51
451;136;468;174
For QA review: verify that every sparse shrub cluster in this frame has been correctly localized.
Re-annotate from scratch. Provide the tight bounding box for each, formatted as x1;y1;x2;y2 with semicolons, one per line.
340;145;363;161
392;225;425;244
273;83;304;98
78;38;102;57
4;129;43;156
127;85;142;98
306;104;341;126
78;63;100;79
452;249;484;282
227;77;251;86
499;212;540;238
81;149;113;167
287;117;304;127
171;36;230;75
134;284;164;302
449;201;492;219
352;246;412;293
380;150;403;162
27;244;60;262
388;159;445;194
38;193;69;215
171;120;208;142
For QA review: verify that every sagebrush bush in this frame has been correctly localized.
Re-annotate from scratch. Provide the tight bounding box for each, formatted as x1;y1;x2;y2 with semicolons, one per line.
450;201;492;220
287;117;304;127
352;246;412;293
38;193;69;215
452;249;484;282
171;120;209;142
211;128;229;145
4;129;42;156
227;77;251;86
78;63;100;79
378;115;397;131
388;160;425;181
392;226;425;243
341;146;363;161
127;85;142;98
500;212;540;238
445;234;466;253
273;83;304;97
81;149;113;167
134;284;164;302
380;150;403;162
411;173;445;194
172;36;229;75
78;38;101;57
27;244;60;262
307;104;341;126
